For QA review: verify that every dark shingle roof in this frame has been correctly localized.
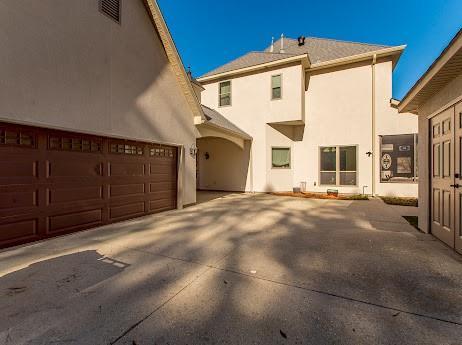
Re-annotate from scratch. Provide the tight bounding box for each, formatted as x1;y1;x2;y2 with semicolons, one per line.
199;36;392;78
201;105;252;139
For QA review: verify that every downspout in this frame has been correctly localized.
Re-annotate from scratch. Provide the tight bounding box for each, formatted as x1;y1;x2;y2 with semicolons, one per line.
371;54;377;196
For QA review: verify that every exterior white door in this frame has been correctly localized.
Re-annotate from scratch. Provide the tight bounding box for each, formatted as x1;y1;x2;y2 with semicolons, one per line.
431;101;462;254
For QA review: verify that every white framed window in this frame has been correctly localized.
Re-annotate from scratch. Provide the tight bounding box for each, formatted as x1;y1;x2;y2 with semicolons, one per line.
272;147;290;169
271;74;282;100
320;146;357;186
219;81;232;107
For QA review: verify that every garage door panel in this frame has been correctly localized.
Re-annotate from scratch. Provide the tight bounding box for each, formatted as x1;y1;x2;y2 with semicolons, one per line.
46;209;103;234
149;163;177;175
47;186;104;205
148;190;176;200
0;159;38;179
148;173;176;183
47;160;103;178
0;219;39;243
149;181;176;192
149;199;175;213
0;189;38;212
108;162;145;177
109;183;145;198
0;122;178;249
109;202;145;221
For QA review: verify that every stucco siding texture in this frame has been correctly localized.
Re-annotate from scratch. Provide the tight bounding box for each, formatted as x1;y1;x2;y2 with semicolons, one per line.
0;0;197;205
374;61;418;197
295;62;374;194
201;59;418;196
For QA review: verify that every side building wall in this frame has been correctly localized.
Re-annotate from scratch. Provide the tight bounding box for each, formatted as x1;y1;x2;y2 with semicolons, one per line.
0;0;197;205
417;73;462;233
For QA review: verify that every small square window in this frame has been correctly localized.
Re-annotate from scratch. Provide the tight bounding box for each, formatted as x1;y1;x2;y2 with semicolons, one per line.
272;147;290;169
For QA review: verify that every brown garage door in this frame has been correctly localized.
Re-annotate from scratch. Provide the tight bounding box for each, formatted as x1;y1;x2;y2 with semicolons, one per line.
0;122;178;249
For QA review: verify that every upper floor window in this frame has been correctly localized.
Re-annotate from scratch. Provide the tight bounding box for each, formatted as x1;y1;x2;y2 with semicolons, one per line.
219;81;232;107
271;75;282;100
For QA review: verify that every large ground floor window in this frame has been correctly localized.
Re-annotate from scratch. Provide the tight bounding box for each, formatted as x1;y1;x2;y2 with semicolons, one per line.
320;145;357;186
380;134;418;183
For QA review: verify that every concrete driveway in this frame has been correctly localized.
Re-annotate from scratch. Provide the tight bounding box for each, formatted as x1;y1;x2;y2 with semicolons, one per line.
1;193;461;345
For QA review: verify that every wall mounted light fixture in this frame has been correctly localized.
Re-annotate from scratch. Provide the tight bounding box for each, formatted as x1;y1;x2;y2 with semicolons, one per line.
190;144;198;157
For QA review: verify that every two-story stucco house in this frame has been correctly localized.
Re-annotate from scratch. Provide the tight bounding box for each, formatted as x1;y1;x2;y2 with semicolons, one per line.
196;36;419;197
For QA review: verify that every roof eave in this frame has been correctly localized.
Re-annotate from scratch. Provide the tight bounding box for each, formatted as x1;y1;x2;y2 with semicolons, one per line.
197;121;252;141
399;29;462;114
308;45;406;72
197;54;310;83
143;0;205;120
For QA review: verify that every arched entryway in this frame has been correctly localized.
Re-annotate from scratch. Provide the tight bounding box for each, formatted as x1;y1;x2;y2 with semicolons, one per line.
196;136;251;192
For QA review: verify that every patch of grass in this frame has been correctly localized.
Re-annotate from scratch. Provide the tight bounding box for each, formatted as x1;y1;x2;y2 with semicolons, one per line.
271;192;369;201
380;196;418;207
403;216;419;230
342;194;369;201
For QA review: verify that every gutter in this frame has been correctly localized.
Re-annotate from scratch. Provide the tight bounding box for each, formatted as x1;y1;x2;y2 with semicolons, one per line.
308;45;406;72
197;54;311;83
371;54;377;196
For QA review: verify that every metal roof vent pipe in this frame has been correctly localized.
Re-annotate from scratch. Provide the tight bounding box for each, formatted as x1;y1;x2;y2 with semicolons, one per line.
280;34;285;53
298;36;306;46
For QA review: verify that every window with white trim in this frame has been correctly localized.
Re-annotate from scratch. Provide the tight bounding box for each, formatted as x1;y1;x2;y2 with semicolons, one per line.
219;81;231;106
320;146;357;186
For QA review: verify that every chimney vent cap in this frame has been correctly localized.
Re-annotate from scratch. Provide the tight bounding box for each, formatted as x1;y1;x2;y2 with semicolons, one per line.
298;36;306;46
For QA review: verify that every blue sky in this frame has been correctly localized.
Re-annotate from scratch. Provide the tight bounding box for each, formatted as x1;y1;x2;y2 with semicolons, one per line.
158;0;461;99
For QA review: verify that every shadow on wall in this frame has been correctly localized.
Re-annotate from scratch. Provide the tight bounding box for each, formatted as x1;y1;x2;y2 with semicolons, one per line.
197;137;251;192
269;124;305;141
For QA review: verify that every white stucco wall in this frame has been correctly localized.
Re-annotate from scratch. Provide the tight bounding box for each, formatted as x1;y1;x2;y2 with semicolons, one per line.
197;137;251;191
201;63;304;192
0;0;197;205
201;58;418;196
374;61;418;197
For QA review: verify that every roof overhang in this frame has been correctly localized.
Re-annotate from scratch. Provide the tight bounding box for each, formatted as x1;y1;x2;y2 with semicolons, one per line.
196;122;251;149
399;30;462;114
307;45;406;72
142;0;204;120
197;54;311;83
